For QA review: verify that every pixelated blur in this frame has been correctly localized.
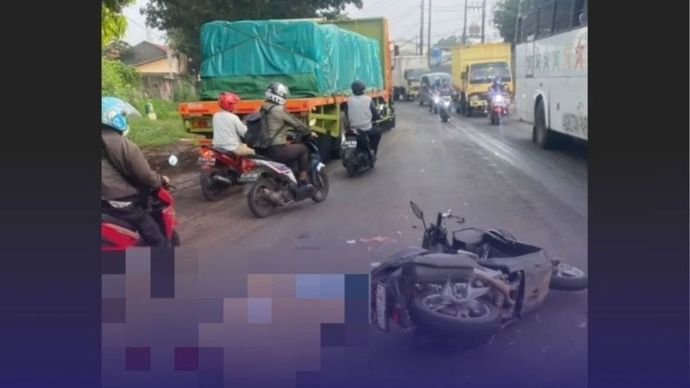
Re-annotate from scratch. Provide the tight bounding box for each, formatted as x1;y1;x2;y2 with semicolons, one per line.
101;247;372;388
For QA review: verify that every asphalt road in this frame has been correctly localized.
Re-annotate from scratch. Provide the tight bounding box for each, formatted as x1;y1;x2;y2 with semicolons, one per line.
168;102;588;387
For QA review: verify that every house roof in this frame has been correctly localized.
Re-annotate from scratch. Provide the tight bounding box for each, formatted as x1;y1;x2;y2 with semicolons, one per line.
121;41;170;67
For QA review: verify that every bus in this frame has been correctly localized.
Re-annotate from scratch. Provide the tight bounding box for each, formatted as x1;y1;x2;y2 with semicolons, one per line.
514;0;587;148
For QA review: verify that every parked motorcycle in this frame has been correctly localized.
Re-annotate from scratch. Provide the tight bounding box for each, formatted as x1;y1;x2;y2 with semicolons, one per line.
370;201;587;343
101;155;181;251
488;93;509;125
197;144;256;201
341;128;376;177
243;132;329;218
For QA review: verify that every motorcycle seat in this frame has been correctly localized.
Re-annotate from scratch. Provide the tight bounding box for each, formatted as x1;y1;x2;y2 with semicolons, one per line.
208;146;238;157
102;213;135;231
411;252;478;269
403;252;477;282
452;228;486;246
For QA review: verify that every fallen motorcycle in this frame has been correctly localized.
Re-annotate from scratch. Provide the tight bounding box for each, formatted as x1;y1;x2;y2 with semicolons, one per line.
370;201;587;343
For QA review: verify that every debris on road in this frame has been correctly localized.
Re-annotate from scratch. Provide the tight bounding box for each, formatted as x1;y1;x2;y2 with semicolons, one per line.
359;235;396;244
346;240;357;245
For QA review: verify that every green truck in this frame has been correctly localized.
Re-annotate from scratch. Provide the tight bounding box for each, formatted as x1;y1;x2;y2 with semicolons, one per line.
178;18;395;162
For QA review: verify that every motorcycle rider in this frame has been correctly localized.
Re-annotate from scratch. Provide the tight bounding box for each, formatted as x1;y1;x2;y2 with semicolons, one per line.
101;96;170;247
345;80;382;157
429;78;452;112
486;75;505;114
261;82;315;190
212;92;255;156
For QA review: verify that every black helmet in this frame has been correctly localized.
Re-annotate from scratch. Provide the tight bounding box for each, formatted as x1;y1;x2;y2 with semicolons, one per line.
266;82;289;105
351;80;366;95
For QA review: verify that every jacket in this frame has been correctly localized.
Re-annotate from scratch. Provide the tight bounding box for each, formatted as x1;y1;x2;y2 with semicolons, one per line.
102;128;163;201
261;102;310;146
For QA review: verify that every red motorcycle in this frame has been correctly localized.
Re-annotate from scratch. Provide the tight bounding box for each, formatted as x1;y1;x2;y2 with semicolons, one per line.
101;184;179;251
198;144;256;201
101;155;180;251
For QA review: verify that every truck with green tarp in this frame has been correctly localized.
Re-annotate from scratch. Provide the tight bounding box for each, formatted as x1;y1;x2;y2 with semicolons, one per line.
178;18;395;162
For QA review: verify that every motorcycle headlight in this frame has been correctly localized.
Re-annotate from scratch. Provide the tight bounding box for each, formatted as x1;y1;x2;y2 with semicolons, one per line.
494;95;504;103
433;96;440;103
443;101;451;106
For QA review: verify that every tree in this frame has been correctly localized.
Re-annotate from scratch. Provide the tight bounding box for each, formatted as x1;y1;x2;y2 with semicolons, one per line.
142;0;363;73
493;0;520;44
434;35;460;49
102;0;135;48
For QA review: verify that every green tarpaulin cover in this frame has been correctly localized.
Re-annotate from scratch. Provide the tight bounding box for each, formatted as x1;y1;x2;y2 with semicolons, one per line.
200;20;384;100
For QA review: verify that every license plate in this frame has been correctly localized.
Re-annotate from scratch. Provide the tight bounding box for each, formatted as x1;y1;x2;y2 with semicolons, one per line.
238;172;259;183
342;140;357;148
197;157;215;166
374;283;389;331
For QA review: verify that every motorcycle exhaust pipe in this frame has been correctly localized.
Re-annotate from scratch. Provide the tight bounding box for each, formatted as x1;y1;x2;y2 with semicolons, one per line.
212;175;233;184
264;189;286;206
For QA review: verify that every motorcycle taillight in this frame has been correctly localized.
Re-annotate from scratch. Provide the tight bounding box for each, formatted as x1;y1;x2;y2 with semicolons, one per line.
242;158;257;171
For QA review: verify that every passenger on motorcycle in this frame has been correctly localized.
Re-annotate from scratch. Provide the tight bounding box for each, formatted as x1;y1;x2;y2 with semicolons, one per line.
212;92;255;156
261;82;315;190
345;80;382;156
101;96;170;247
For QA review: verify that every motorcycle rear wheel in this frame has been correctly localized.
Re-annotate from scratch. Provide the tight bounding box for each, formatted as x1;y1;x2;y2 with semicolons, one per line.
409;290;501;339
247;178;277;218
200;168;231;201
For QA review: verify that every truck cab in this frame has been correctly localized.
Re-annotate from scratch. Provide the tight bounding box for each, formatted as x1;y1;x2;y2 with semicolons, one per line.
403;68;428;101
460;61;512;116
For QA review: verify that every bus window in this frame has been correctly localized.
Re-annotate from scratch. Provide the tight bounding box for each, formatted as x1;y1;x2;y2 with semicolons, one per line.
554;0;575;32
537;3;555;38
523;12;537;41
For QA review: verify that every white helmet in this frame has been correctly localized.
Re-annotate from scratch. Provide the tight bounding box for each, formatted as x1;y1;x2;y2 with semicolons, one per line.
265;82;289;105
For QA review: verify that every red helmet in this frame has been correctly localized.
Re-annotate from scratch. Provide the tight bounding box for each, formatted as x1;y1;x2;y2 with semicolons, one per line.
218;92;240;111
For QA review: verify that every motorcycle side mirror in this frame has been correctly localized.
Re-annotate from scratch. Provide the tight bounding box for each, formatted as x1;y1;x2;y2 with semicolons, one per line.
410;201;424;221
168;154;179;166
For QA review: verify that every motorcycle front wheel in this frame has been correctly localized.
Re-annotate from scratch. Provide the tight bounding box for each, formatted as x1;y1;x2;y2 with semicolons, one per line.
550;262;588;291
311;170;330;202
171;230;181;247
409;290;501;339
247;178;277;218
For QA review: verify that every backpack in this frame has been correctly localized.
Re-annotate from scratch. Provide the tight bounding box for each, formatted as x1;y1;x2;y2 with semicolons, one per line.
244;104;283;150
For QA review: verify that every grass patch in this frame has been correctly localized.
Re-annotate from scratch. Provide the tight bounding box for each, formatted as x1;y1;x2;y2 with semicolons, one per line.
128;116;201;149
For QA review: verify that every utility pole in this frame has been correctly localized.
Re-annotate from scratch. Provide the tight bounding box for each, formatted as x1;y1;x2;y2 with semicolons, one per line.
419;0;424;55
481;0;486;43
462;0;468;45
427;0;432;65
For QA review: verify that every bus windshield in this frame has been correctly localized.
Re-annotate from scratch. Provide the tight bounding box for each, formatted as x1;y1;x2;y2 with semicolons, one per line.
469;62;511;84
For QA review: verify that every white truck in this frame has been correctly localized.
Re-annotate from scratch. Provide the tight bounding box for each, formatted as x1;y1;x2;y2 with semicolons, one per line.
391;55;429;101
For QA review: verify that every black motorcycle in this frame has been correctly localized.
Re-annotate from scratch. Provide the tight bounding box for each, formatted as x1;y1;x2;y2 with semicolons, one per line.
370;201;587;343
341;128;376;177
